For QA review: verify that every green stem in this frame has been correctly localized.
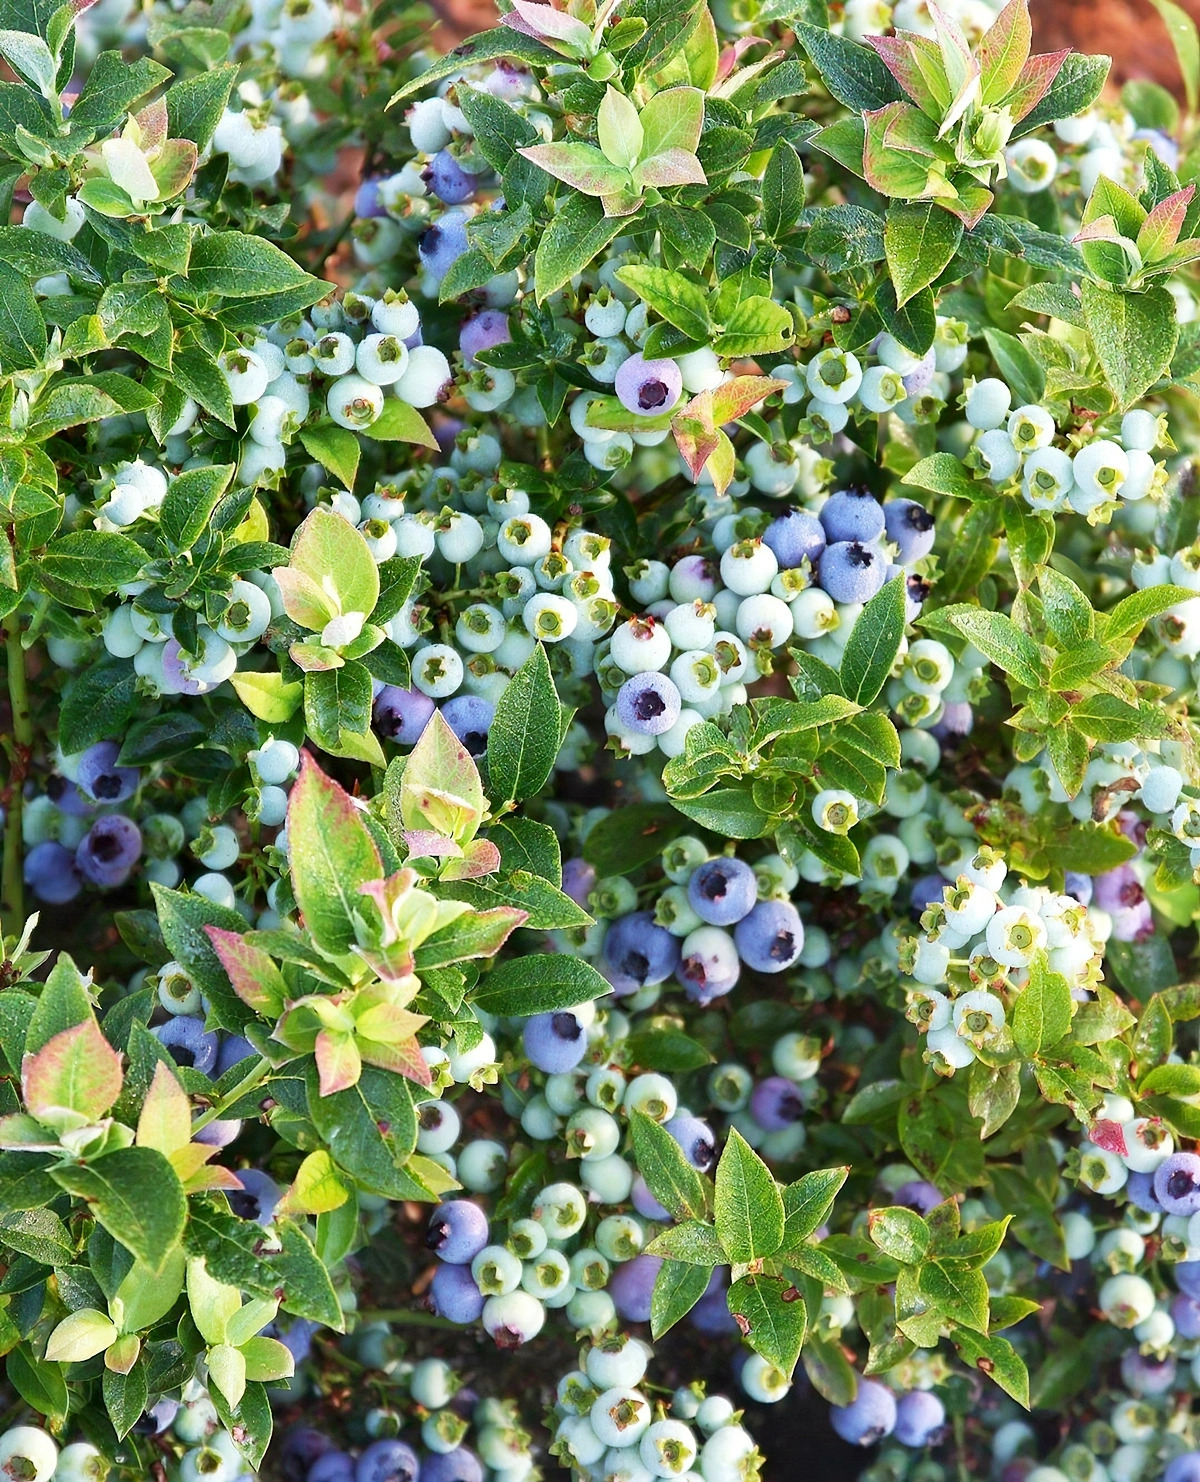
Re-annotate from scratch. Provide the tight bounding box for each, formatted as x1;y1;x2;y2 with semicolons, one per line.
1;613;32;939
192;1055;273;1132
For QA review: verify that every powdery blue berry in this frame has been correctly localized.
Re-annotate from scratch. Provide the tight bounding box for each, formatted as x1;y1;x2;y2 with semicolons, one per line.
426;1200;490;1264
76;740;138;804
829;1378;897;1446
1155;1152;1200;1215
820;487;885;545
609;1254;662;1323
616;672;682;736
893;1390;946;1447
614;354;683;416
76;815;142;888
763;507;826;569
429;1261;486;1324
153;1015;219;1076
688;857;758;926
374;686;436;744
733;899;805;972
523;1010;589;1074
883;499;935;565
440;694;494;756
356;1439;420;1482
424;149;477;203
603;911;681;987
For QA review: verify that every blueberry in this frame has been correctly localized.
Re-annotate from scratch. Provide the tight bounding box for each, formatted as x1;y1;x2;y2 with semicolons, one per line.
426;1199;490;1264
676;926;740;1005
819;487;886;544
440;695;495;756
1121;1349;1176;1396
1178;1260;1200;1299
664;1114;716;1172
614;353;683;416
374;686;436;744
562;857;596;908
46;775;90;814
1166;1457;1200;1482
829;1378;897;1446
75;815;142;887
762;508;826;569
910;875;946;917
817;541;888;604
1173;1291;1200;1338
750;1076;804;1131
459;310;510;367
631;1176;671;1222
883;499;935;566
76;740;139;804
609;1254;662;1323
309;1453;357;1482
687;858;757;926
424;150;478;204
24;840;81;904
280;1427;335;1482
227;1168;280;1226
894;1180;942;1214
602;911;681;987
429;1262;485;1324
278;1316;319;1364
1154;1151;1200;1214
893;1390;945;1448
418;214;469;281
733;899;804;972
419;1449;483;1482
691;1286;738;1336
354;177;386;217
616;672;682;736
153;1015;219;1076
1125;1169;1164;1213
356;1438;420;1482
524;1010;589;1074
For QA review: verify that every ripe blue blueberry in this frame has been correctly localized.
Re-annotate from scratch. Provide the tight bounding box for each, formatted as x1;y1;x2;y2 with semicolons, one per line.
418;214;469;281
356;1439;420;1482
749;1076;805;1131
1154;1151;1200;1214
817;541;888;604
602;911;681;987
279;1426;335;1482
893;1390;946;1447
430;1261;486;1324
687;857;758;926
441;695;495;756
1177;1261;1200;1299
427;1199;490;1264
762;508;826;569
616;672;682;736
733;899;804;973
460;309;510;366
829;1378;897;1446
75;815;142;887
883;499;935;566
24;840;81;904
374;686;436;744
609;1254;662;1323
523;1010;589;1074
424;149;478;203
76;740;138;803
420;1449;483;1482
1167;1458;1200;1482
614;354;683;416
153;1015;219;1076
227;1168;280;1226
819;487;886;545
664;1113;716;1172
309;1453;357;1482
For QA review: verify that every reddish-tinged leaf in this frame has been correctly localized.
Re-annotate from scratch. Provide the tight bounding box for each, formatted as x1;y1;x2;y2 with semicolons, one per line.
440;837;503;881
940;184;994;229
134;97;168;152
272;565;336;631
183;1166;246;1194
1090;1119;1129;1155
290;752;384;956
22;1020;123;1126
1073;214;1123;244
867;34;946;116
416;905;528;967
315;1029;362;1096
978;0;1033;104
518;143;631;197
711;375;789;425
1138;185;1195;261
635;149;707;188
506;0;592;48
402;830;463;859
671;389;720;480
206;926;288;1015
715;34;770;83
1004;48;1069;120
358;1034;434;1087
864;104;941;198
136;1061;190;1155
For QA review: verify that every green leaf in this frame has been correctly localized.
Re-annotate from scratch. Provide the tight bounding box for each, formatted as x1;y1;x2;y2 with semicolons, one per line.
629;1109;707;1223
953;1328;1030;1407
366;399;439;449
52;1147;185;1273
761;139;805;240
780;1166;848;1251
102;1362;148;1440
650;1259;712;1338
287;504;378;622
159;463;235;551
165;63;237;150
299;424;360;490
646;1220;725;1264
838;574;906;706
1013;52;1110;138
0;260;45;370
884;202;963;308
624;1028;714;1072
188;231;324;300
8;1347;69;1426
795;20;902;110
305;1063;419;1201
486;643;561;803
287;752;382;956
533;193;623;304
868;1205;930;1264
304;664;385;767
616;263;711;341
950;607;1044;688
1148;0;1198;114
714;1127;784;1263
673;785;773;839
471;953;610;1017
582;802;686;874
918;1260;990;1335
1081;279;1178;410
902;452;979;501
38;530;144;591
150;884;251;1033
983;327;1045;405
728;1274;806;1376
59;659;140;753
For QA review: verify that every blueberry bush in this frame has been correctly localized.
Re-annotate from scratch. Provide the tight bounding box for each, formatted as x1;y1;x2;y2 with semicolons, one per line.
9;0;1200;1477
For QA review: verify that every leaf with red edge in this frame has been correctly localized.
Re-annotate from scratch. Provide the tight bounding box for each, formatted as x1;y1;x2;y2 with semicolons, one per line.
711;375;789;425
1004;48;1070;120
22;1020;123;1128
1138;185;1195;262
441;838;503;881
978;0;1033;105
506;0;592;50
671;388;720;480
134;97;169;152
414;905;528;968
289;751;383;956
635;149;707;188
867;33;947;117
517;143;632;198
316;1029;362;1095
358;1035;433;1088
863;103;942;198
206;927;288;1016
1089;1119;1129;1156
940;184;994;230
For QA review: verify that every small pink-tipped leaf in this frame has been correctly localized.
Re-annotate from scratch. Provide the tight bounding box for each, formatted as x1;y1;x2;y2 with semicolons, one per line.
206;926;288;1015
22;1019;123;1126
315;1029;362;1096
1004;48;1069;120
1137;184;1195;262
978;0;1033;105
867;33;947;117
635;149;707;188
